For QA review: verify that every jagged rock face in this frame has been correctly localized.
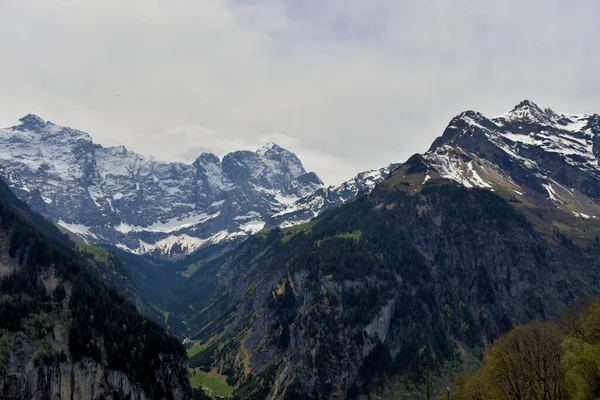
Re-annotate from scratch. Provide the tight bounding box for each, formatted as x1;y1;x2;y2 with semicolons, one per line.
421;100;600;218
0;116;324;257
178;101;600;399
187;182;600;399
0;357;188;400
267;163;401;227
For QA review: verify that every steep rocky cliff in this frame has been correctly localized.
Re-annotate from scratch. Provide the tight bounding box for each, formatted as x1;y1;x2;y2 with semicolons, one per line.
0;179;191;399
183;182;600;399
1;355;187;400
177;101;600;399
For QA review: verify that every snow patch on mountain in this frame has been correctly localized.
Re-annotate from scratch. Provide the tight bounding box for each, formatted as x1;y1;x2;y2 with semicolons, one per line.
239;220;266;234
114;212;220;234
57;220;98;241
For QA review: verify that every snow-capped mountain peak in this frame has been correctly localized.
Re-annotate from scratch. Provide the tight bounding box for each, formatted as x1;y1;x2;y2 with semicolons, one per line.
0;116;327;258
405;100;600;220
256;141;280;155
504;99;557;122
254;142;306;179
17;113;46;129
195;152;220;165
8;101;596;258
497;100;594;134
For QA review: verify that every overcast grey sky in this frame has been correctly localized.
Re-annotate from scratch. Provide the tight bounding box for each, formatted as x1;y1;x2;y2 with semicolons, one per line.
1;0;599;184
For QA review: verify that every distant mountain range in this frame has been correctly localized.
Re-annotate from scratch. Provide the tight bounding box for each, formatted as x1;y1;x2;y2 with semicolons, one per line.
2;100;600;398
0;115;397;258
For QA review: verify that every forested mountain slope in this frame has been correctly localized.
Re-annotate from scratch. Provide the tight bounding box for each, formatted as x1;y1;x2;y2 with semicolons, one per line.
0;178;191;399
173;101;600;399
180;178;600;399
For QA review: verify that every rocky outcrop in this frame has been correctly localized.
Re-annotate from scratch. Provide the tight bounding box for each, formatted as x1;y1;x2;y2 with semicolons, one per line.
363;299;395;357
0;356;188;400
266;163;401;228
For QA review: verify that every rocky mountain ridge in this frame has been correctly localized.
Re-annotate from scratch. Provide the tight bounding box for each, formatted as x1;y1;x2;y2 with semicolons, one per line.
266;162;401;228
0;115;396;258
174;100;600;399
1;354;185;400
419;100;600;219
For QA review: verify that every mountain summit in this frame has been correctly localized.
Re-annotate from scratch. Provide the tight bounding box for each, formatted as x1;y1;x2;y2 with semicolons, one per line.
501;99;566;125
0;116;324;257
406;100;600;223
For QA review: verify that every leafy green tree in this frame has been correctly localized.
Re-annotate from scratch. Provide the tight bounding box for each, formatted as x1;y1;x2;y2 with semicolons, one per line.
33;336;64;365
452;372;489;400
453;321;564;399
560;300;600;399
562;338;600;399
452;301;600;400
483;321;564;399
